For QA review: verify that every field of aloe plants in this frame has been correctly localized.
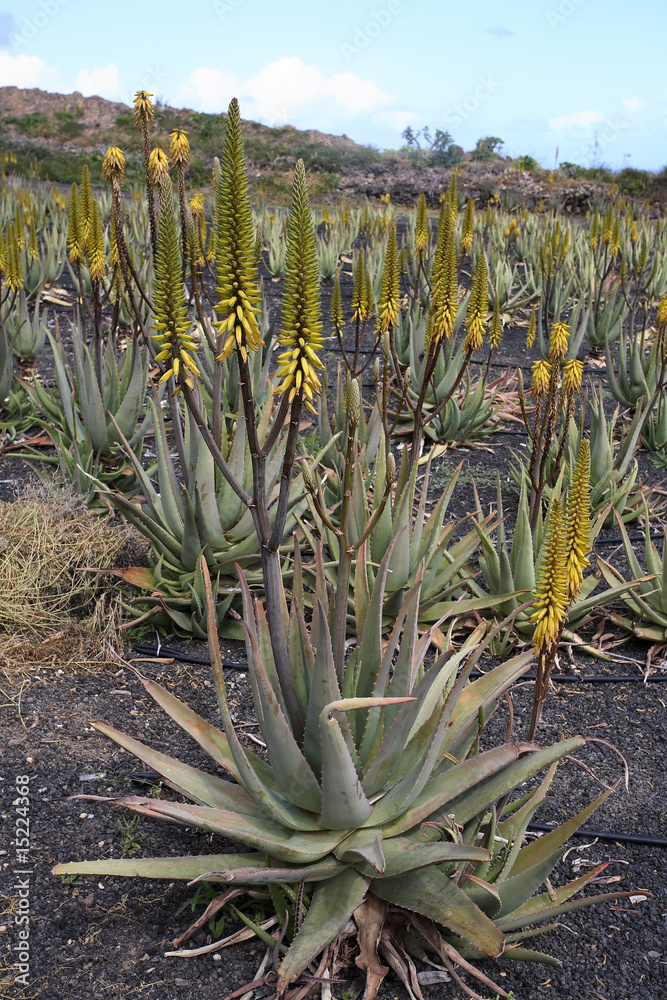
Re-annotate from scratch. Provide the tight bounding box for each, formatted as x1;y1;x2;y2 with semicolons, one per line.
1;93;666;1000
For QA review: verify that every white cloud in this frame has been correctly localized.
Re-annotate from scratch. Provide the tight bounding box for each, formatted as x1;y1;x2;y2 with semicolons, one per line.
372;110;419;134
0;50;57;89
176;67;240;114
75;63;125;102
177;57;391;127
548;109;605;130
622;96;642;113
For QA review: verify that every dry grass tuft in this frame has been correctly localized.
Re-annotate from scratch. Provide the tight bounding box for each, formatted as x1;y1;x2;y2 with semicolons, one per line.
0;488;125;632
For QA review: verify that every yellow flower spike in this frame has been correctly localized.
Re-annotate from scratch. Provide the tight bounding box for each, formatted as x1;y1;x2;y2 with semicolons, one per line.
102;147;126;185
151;174;198;390
530;498;568;654
275;158;324;407
159;368;175;384
564;440;591;601
562;358;583;396
548;321;569;363
214;99;263;364
433;222;458;343
169;129;190;167
531;360;552;398
148;147;170;186
463;250;487;354
460;196;474;255
375;223;400;334
133;91;154;124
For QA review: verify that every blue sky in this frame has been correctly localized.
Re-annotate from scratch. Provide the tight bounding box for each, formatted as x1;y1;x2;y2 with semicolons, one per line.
0;0;664;170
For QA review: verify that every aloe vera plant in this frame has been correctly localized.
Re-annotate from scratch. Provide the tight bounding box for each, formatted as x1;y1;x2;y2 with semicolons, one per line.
469;472;642;649
54;552;632;998
20;322;153;502
5;289;48;360
108;393;310;637
597;503;667;642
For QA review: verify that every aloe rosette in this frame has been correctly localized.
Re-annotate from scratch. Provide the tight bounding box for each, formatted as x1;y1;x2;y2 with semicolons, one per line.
55;547;631;997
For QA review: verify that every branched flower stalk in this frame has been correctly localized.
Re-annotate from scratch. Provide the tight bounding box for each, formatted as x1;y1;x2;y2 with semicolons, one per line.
519;320;584;533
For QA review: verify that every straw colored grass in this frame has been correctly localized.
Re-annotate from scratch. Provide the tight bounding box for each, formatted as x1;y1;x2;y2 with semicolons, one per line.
0;489;125;632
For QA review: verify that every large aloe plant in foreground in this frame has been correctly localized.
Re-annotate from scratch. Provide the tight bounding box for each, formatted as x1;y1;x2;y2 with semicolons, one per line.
55;553;633;998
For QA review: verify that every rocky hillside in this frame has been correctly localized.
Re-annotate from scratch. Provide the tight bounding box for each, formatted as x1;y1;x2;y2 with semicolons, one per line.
0;86;662;209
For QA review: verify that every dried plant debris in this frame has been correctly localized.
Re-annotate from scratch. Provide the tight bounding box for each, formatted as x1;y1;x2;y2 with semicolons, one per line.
0;487;125;632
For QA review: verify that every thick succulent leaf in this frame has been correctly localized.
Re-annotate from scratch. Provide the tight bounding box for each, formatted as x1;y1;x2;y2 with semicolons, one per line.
488;846;566;918
240;593;322;814
381;743;523;838
361;647;461;798
54;853;266;880
365;645;485;828
382;565;424;718
442;651;533;751
192;859;348;884
494;764;556;880
198;565;322;832
91;721;261;813
356;539;398;702
354;537;372;644
151;396;185;535
372;866;505;957
303;603;344;775
335;828;386;872
354;836;490;879
497;889;639;933
508;787;612;877
444;739;584;829
496;862;611;928
358;573;424;765
278;868;370;986
319;702;376;828
134;672;241;779
98;795;345;862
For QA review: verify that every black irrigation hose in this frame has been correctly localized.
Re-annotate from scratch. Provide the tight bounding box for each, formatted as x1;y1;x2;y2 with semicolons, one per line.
596;533;664;544
132;643;248;671
468;669;667;683
527;822;667;848
133;646;667;684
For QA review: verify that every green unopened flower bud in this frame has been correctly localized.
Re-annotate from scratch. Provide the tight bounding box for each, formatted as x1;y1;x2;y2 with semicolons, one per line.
299;459;315;494
347;378;361;428
386;451;396;487
382;332;390;362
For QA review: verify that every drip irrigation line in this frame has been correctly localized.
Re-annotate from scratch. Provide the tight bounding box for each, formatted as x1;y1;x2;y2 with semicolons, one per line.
133;646;667;684
468;669;667;683
596;533;664;544
132;643;248;671
527;822;667;848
